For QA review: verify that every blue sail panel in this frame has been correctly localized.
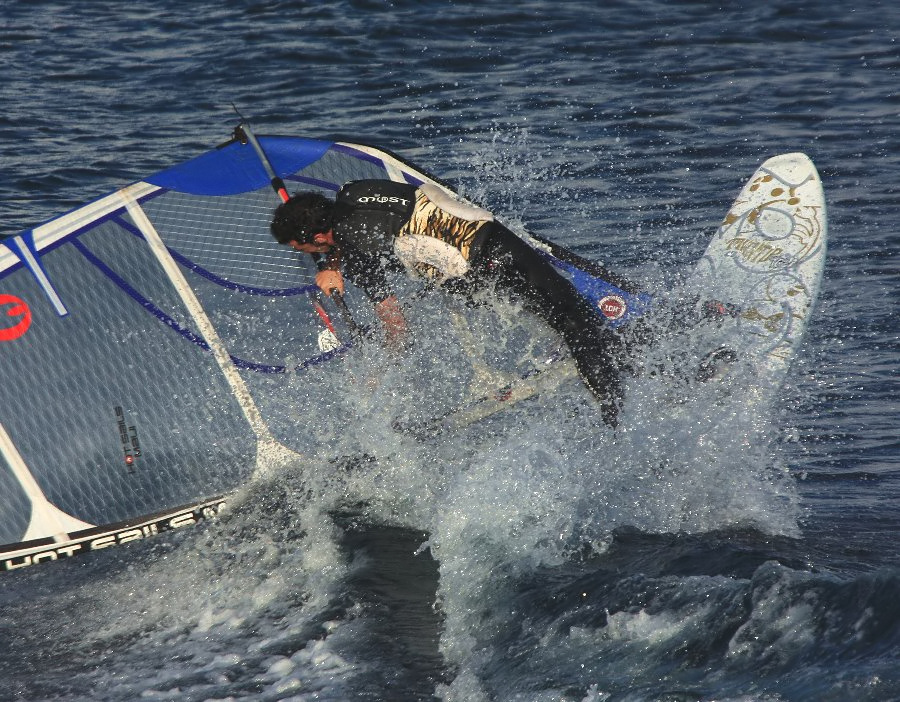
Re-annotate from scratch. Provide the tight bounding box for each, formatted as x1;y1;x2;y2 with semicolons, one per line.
145;137;333;196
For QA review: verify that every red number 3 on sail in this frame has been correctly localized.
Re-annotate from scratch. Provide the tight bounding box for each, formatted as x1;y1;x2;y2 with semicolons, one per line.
0;294;32;341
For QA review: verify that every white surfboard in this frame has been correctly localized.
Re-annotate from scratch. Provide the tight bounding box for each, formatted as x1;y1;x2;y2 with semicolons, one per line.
680;152;827;400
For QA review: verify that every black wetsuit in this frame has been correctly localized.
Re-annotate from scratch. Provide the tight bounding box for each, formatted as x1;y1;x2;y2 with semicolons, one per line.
332;179;627;426
332;180;418;303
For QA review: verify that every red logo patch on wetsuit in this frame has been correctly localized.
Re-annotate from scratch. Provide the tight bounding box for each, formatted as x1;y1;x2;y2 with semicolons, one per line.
597;294;627;320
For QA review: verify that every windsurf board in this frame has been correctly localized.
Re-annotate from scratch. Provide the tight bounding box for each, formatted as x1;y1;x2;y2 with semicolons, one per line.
675;152;827;403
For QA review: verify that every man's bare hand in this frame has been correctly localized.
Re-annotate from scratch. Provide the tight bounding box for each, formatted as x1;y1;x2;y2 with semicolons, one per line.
316;269;344;297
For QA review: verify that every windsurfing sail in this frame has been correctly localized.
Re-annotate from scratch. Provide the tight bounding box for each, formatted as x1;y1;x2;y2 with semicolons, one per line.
1;129;643;572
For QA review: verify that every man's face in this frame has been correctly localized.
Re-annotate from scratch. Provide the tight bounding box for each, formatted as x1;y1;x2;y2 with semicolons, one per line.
289;230;334;254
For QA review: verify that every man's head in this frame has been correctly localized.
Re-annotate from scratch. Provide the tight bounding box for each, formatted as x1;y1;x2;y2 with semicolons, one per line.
270;192;335;249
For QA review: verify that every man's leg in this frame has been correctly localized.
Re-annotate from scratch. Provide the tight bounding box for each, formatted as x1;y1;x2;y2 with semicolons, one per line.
472;224;628;427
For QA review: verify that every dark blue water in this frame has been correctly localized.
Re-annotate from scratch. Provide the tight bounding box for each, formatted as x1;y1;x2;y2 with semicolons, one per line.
1;1;898;700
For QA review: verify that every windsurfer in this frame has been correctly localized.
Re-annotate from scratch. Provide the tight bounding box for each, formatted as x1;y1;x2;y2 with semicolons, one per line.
270;179;630;426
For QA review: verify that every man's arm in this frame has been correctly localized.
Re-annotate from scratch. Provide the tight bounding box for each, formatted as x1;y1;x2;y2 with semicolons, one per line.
314;249;344;296
374;295;408;351
339;249;407;350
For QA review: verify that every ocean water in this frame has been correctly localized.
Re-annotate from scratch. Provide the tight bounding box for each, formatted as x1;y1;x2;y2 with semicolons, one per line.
1;1;898;700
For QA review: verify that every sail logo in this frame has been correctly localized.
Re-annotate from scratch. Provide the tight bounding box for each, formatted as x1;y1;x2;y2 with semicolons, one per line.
1;499;228;572
0;294;32;341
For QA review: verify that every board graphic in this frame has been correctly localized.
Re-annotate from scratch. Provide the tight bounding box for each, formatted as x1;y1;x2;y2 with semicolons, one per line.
683;152;827;398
